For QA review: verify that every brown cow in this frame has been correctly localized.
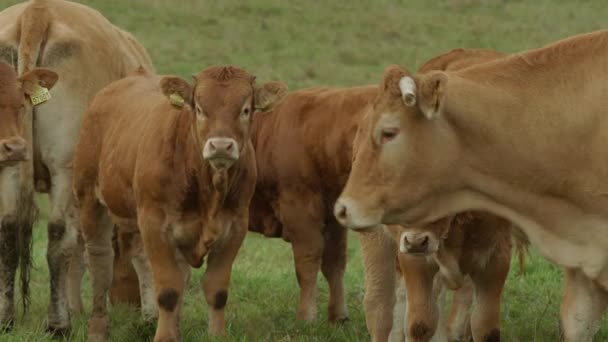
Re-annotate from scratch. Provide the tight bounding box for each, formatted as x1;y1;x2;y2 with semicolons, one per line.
248;48;506;336
73;66;281;341
0;61;56;166
336;30;608;342
0;0;153;334
388;213;514;342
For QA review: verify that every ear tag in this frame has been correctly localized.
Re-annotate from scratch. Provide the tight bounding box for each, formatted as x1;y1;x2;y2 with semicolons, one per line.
30;84;52;106
169;93;185;107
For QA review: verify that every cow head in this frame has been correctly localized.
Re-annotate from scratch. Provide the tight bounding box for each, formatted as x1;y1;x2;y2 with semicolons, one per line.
0;62;57;166
335;64;460;230
160;66;285;171
398;217;454;256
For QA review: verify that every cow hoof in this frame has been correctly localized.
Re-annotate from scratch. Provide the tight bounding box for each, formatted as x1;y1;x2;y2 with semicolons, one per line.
87;314;109;342
0;320;14;333
335;317;349;325
46;325;70;339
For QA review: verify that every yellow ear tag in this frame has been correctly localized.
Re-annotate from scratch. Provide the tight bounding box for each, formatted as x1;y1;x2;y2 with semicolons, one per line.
30;84;52;106
169;93;185;107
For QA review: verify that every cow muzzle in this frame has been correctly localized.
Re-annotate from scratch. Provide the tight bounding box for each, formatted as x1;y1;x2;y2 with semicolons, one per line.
0;136;27;165
203;137;239;170
334;197;382;231
399;231;439;256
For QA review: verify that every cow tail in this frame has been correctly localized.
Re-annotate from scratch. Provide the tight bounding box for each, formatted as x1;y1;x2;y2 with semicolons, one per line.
15;0;50;314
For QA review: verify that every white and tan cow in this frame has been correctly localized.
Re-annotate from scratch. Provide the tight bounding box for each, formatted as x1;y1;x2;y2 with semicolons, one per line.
336;30;608;341
0;0;153;334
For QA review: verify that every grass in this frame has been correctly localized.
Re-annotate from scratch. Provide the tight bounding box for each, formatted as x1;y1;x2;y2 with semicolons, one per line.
0;0;607;341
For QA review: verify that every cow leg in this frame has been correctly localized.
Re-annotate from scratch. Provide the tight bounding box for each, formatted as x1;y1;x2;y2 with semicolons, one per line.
80;195;114;342
46;171;80;335
446;277;473;342
67;232;86;315
0;215;18;331
559;268;608;342
202;218;247;336
321;221;348;323
138;208;184;342
388;275;406;342
359;228;397;342
469;256;509;342
130;233;158;322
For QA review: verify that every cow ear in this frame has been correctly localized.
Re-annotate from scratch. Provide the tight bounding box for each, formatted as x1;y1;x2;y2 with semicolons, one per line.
159;76;193;108
19;68;58;95
414;71;447;120
254;81;288;113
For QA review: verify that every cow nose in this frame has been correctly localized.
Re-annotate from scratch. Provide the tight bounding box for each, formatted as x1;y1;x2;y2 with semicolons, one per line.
334;201;348;225
400;232;430;255
0;137;26;162
209;139;234;154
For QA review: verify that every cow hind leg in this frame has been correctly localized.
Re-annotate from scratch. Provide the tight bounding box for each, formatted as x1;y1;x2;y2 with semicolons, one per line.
0;216;18;331
321;222;348;323
559;268;608;342
80;197;114;342
67;232;86;315
470;260;509;342
446;277;473;342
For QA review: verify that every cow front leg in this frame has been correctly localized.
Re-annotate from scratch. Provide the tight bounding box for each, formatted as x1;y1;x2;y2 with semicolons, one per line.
321;222;348;323
559;268;608;342
138;208;184;342
446;277;473;342
359;228;397;342
67;231;86;315
202;216;247;335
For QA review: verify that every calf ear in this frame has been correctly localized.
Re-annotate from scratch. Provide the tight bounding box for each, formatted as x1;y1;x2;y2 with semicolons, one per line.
159;76;193;108
254;81;288;113
19;68;58;95
415;71;447;120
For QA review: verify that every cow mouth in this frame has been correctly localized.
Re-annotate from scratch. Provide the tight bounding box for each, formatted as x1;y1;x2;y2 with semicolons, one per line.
206;156;236;170
0;156;27;166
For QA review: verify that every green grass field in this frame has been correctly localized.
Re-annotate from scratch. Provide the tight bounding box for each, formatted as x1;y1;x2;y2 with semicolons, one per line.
1;0;607;341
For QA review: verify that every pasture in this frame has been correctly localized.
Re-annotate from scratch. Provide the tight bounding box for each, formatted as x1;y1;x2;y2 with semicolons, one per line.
1;0;607;341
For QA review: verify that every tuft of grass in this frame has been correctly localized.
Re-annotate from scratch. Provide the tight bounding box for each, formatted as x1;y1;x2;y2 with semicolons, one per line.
0;0;606;341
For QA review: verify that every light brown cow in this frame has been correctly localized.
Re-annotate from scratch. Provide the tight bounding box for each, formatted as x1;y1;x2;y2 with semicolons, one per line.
0;0;153;334
336;30;608;342
248;48;506;337
73;66;281;341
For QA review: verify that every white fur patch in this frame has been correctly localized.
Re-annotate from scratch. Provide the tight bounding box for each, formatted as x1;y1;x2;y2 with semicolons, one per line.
398;76;417;107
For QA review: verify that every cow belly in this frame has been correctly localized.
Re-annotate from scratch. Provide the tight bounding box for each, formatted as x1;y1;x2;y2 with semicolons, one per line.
521;220;608;289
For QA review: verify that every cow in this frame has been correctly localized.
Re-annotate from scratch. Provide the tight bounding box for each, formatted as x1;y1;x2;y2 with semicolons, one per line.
73;65;282;341
0;61;52;167
335;29;608;342
0;0;154;334
387;212;515;342
248;48;506;336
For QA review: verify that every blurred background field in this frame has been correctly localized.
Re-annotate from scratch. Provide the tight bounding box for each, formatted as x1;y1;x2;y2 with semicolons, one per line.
0;0;607;341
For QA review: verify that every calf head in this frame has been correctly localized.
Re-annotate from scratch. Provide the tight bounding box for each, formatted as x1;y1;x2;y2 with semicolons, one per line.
0;62;57;166
335;64;460;229
399;217;453;256
160;66;286;171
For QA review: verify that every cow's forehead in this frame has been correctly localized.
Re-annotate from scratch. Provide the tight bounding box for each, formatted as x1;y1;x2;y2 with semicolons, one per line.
194;80;253;109
0;65;20;104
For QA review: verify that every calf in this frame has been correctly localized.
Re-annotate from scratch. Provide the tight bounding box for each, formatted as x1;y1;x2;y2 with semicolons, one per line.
0;0;153;333
390;213;514;342
73;66;280;341
336;30;608;342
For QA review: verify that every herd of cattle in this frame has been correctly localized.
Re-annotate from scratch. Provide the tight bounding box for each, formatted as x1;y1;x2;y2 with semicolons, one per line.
0;0;605;341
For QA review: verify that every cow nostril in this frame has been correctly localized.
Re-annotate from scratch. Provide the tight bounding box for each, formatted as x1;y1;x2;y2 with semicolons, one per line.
420;236;429;248
403;235;410;245
225;142;234;152
209;141;216;151
3;143;13;153
335;203;347;221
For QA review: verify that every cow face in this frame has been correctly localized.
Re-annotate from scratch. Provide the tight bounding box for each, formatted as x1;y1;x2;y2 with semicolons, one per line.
160;66;286;171
0;62;57;166
335;64;459;230
398;217;454;256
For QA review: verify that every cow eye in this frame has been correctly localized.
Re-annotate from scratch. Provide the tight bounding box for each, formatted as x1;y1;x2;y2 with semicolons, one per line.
196;105;207;118
242;107;251;117
380;127;400;144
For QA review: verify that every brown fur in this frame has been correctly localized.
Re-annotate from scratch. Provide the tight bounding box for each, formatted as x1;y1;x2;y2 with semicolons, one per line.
338;30;608;342
73;65;280;341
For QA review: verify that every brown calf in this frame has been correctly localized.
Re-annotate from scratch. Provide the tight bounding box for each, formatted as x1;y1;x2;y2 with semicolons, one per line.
73;66;280;341
390;213;513;342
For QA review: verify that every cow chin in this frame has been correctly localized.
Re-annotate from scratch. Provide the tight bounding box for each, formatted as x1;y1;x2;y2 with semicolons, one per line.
207;157;236;171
